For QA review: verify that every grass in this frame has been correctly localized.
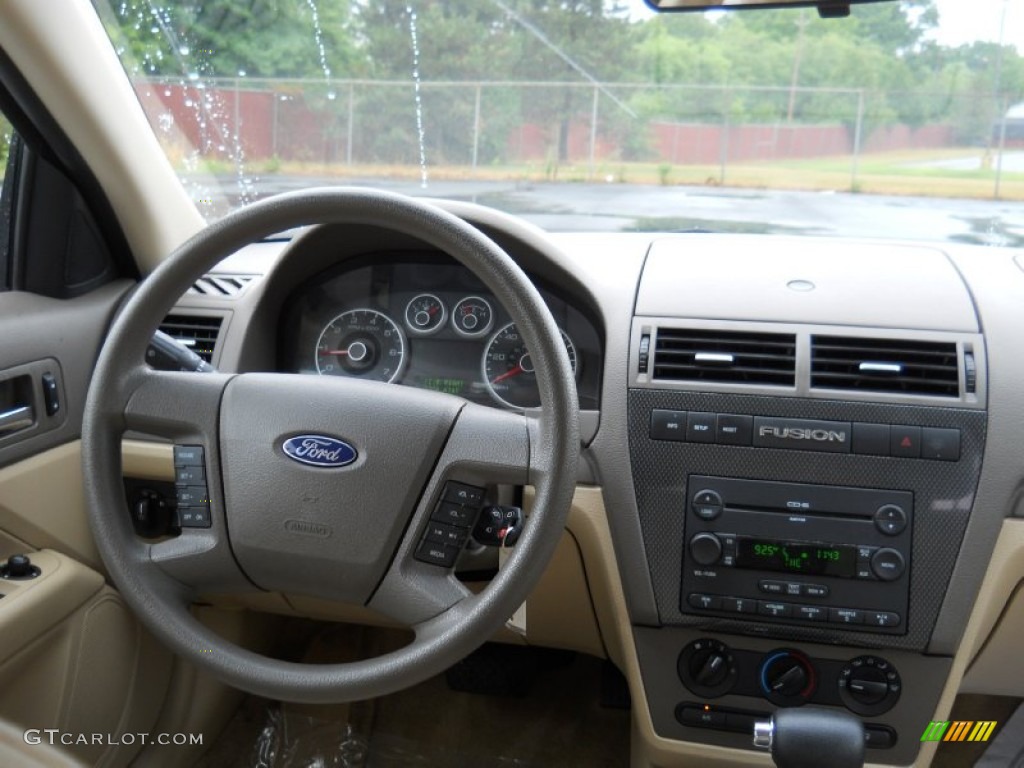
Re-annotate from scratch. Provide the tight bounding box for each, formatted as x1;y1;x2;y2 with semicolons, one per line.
184;147;1024;201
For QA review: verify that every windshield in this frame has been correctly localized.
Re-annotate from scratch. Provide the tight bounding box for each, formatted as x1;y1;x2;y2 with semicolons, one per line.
94;0;1023;245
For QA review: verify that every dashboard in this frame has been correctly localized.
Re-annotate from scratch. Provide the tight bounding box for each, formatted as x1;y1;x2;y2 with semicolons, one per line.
159;206;1024;768
278;253;601;411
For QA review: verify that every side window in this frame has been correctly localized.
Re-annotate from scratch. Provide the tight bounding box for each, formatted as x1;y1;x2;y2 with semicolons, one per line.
0;109;14;288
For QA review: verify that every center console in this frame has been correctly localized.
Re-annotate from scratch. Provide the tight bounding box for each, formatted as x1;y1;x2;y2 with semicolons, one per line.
621;238;988;766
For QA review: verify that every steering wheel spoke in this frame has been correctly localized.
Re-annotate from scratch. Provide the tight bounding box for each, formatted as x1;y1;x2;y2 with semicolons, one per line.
122;366;232;439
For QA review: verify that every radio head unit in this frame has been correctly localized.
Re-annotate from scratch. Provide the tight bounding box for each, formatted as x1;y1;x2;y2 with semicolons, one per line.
681;476;912;635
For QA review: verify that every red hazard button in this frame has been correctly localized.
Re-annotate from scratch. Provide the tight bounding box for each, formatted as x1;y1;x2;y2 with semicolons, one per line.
890;426;921;458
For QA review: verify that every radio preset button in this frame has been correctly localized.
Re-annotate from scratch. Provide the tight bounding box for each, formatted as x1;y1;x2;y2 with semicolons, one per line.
688;593;722;611
758;601;792;618
870;548;906;581
874;505;908;536
865;611;901;628
689;533;723;566
794;604;828;622
692;489;724;520
829;607;864;625
721;597;756;614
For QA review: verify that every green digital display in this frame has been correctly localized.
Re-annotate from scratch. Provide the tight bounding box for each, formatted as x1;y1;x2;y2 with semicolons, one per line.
418;377;466;396
737;538;855;577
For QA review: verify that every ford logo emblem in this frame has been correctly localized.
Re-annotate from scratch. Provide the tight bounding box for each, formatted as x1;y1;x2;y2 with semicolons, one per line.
282;435;358;468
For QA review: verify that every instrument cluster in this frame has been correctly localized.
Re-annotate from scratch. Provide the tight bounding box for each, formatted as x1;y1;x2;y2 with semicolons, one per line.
280;253;601;411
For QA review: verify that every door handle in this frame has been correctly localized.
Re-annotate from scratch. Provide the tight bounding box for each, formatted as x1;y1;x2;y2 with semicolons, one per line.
0;405;34;435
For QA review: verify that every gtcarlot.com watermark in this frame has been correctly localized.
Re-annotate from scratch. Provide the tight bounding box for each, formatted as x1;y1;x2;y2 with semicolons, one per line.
24;729;202;747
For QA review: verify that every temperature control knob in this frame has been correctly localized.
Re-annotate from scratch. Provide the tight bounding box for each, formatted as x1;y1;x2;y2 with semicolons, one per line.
678;639;737;698
760;649;817;706
689;533;723;566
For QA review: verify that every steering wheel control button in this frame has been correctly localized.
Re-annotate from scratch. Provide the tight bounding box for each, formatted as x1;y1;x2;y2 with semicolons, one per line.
829;608;864;625
432;502;476;527
852;423;890;456
173;445;204;466
889;426;921;458
716;414;752;445
922;427;961;461
473;506;524;547
175;486;210;507
873;505;908;536
839;656;901;716
650;409;687;441
870;548;906;581
178;506;211;528
443;481;485;507
691;489;723;520
414;541;460;568
425;523;467;547
174;466;205;486
686;412;716;443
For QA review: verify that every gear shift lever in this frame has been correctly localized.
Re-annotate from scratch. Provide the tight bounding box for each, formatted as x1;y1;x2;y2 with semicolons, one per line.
754;707;865;768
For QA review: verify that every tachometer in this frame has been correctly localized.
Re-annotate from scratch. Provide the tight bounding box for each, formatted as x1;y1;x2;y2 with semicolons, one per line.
315;309;406;383
482;322;577;409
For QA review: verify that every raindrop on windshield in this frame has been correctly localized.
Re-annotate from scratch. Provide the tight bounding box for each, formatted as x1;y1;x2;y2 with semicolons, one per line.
407;5;429;189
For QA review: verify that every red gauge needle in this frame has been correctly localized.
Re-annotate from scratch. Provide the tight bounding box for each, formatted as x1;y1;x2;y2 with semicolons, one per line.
428;306;439;315
491;365;524;385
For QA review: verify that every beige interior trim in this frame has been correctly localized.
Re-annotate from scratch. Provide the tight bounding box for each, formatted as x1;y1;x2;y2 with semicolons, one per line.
0;719;85;767
0;446;101;571
0;0;204;272
122;440;175;482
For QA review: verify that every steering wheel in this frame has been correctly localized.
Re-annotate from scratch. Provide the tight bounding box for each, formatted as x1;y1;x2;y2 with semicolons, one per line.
82;188;579;703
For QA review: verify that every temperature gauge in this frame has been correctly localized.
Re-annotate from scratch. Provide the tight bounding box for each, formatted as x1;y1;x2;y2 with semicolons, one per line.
404;293;446;336
451;296;494;338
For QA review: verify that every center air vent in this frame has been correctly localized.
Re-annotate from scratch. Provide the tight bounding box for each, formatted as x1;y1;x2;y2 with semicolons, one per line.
158;315;223;364
652;328;796;386
811;336;960;397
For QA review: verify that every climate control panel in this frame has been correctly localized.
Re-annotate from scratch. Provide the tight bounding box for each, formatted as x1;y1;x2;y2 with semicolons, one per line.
677;639;901;717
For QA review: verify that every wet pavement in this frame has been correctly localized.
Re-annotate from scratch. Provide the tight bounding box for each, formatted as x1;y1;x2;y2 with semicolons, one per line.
208;176;1024;248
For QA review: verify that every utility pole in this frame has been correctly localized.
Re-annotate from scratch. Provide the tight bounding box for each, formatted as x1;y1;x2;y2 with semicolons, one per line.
787;10;810;123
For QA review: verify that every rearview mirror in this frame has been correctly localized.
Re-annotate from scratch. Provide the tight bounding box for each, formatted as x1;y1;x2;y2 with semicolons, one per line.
645;0;895;17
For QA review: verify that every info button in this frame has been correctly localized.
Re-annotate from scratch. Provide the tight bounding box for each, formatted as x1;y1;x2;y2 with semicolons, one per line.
650;410;687;441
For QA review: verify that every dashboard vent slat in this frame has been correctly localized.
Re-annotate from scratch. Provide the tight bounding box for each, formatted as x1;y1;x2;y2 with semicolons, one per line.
158;315;223;364
653;329;796;386
187;274;256;298
811;336;959;397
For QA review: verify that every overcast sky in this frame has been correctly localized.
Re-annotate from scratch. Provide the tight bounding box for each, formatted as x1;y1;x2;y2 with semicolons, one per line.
628;0;1024;53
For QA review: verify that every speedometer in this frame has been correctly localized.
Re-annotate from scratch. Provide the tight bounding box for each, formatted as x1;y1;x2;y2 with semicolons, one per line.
315;309;406;383
482;322;577;410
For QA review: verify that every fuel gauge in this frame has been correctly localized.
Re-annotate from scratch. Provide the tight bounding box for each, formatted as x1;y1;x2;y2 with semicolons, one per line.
451;296;494;338
405;293;446;336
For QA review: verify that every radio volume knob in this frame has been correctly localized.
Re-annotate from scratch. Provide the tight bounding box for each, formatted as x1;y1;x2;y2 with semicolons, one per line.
690;533;723;566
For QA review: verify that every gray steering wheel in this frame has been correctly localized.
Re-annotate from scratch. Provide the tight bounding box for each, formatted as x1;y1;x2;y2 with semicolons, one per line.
82;188;579;703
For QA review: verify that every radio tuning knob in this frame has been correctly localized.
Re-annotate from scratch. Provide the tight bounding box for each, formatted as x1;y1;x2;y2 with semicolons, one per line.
689;533;723;566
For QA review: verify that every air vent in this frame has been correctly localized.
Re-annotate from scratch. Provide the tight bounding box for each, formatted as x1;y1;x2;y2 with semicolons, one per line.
158;315;223;364
187;274;256;298
811;336;959;397
653;329;796;386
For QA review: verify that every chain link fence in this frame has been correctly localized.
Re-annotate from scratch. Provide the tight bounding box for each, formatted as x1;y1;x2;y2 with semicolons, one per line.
135;77;1022;196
